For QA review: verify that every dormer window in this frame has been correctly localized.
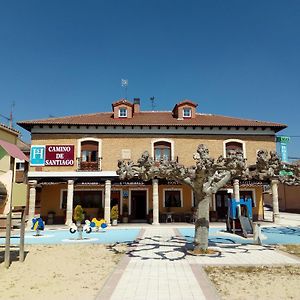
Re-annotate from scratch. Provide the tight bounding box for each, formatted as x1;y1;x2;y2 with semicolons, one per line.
119;107;128;118
112;99;134;118
183;107;192;118
172;100;197;119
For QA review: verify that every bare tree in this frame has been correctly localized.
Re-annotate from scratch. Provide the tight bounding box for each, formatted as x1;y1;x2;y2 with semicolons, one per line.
117;145;299;252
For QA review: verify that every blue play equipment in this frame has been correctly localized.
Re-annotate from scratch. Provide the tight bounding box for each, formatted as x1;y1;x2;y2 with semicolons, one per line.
227;198;253;237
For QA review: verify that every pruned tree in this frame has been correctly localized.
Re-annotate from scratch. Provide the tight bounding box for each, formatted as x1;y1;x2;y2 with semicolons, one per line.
117;145;299;252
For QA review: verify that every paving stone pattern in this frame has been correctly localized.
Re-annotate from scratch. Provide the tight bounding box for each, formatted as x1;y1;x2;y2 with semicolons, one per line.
98;226;300;300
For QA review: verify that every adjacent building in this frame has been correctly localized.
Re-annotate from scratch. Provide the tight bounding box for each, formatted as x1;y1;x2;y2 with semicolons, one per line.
0;123;28;217
17;99;286;225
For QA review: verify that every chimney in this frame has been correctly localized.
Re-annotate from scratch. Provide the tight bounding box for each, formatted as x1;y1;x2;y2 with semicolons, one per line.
133;98;140;113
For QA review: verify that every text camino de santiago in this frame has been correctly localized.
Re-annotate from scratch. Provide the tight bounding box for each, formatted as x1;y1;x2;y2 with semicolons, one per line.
45;146;74;166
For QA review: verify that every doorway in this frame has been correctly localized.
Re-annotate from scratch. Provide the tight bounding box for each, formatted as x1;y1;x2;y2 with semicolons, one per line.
216;191;231;219
131;190;147;221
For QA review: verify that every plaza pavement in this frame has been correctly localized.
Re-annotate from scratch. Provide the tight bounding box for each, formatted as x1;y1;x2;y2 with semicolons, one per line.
96;216;300;300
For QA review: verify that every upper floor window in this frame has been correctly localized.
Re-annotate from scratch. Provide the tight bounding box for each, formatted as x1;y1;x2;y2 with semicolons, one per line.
225;142;244;157
79;141;99;171
119;107;127;118
183;107;192;118
154;141;171;161
16;161;25;171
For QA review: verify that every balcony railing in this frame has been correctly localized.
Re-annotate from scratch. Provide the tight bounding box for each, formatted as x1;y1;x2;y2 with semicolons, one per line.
76;158;102;171
154;156;179;163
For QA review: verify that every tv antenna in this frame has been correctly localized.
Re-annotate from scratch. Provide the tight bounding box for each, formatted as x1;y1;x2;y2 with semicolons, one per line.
121;79;128;99
150;96;155;111
0;101;15;128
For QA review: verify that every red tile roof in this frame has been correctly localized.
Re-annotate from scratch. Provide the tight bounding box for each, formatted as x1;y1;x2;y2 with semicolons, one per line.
17;111;286;132
112;99;133;108
173;100;198;110
0;123;20;136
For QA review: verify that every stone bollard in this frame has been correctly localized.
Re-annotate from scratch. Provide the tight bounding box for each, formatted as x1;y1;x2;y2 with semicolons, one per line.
253;223;262;245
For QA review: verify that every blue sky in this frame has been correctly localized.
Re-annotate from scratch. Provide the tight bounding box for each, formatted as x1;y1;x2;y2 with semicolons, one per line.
0;0;299;159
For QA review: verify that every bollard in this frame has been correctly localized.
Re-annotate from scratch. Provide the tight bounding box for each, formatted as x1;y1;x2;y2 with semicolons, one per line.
253;223;262;245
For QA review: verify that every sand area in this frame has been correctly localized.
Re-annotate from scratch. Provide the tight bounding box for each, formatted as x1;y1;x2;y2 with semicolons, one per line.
0;244;124;300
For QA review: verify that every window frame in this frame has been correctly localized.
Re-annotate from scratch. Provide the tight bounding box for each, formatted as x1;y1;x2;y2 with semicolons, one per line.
154;141;171;161
151;138;174;161
60;189;104;209
163;189;183;208
223;139;246;159
183;107;192;118
118;107;128;118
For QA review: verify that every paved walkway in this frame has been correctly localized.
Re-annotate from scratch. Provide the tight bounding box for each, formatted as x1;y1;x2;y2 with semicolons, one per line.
96;226;300;300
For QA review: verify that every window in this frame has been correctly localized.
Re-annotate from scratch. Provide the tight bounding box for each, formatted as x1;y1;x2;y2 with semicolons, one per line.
81;141;98;162
183;107;191;118
225;142;244;157
164;190;182;207
79;141;99;171
62;190;103;209
154;141;171;161
16;162;25;171
119;107;127;117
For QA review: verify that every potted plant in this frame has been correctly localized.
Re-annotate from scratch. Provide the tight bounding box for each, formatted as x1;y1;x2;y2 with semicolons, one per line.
122;203;129;223
111;205;119;226
73;205;84;239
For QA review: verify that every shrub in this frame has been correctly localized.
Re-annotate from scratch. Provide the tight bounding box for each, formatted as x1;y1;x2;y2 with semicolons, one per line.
111;205;119;220
74;205;84;223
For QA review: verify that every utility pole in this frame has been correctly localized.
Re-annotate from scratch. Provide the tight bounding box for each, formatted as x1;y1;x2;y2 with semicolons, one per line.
0;102;15;128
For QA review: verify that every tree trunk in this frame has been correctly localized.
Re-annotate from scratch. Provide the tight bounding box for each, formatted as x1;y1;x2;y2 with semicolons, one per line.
194;194;211;251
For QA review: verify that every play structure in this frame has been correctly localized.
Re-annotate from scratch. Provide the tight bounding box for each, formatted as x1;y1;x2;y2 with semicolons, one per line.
90;218;107;232
31;217;45;236
226;198;253;238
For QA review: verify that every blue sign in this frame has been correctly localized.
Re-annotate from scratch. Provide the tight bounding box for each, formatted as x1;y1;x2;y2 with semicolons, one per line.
280;142;288;162
30;146;45;166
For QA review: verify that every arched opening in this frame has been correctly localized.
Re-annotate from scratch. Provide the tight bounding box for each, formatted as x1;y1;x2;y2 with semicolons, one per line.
225;141;244;157
154;141;171;161
79;141;99;171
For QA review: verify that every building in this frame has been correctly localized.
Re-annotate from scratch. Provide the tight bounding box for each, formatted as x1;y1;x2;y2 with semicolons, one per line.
0;123;28;216
17;99;286;225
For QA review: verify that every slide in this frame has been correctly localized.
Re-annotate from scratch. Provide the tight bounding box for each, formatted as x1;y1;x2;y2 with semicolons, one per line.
239;215;253;238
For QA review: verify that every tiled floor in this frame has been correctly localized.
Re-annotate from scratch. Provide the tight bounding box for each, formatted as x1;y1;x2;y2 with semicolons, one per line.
96;226;300;300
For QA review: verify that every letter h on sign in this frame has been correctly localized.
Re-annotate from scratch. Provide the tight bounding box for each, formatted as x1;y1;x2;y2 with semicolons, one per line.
30;146;46;166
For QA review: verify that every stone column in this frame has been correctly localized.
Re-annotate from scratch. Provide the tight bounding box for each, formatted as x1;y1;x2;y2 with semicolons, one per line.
212;193;216;211
271;179;280;224
104;180;111;225
65;180;74;226
233;179;240;201
152;179;159;225
27;180;37;228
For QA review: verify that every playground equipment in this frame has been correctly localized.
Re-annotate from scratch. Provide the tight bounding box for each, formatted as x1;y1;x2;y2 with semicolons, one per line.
90;218;107;232
69;220;92;235
226;198;253;238
31;217;45;236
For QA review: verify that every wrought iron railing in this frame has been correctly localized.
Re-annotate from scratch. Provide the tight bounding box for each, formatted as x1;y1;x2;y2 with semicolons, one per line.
76;158;102;171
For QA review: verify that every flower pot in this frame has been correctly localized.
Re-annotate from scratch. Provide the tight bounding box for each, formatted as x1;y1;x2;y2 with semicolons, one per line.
112;219;118;226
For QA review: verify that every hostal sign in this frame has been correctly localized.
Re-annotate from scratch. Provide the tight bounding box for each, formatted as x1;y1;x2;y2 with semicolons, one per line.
30;145;75;166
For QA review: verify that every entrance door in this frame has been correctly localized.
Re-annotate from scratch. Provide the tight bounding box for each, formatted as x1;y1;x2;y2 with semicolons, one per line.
216;191;230;219
131;191;147;221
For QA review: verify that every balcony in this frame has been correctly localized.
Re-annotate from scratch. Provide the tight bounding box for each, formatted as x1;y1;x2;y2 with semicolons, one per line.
76;158;102;171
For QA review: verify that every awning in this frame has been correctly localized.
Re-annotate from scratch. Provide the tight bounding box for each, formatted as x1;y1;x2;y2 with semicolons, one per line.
0;181;7;203
0;139;29;161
